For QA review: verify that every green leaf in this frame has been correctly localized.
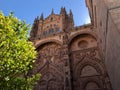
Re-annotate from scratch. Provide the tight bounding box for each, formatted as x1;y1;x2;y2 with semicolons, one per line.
0;12;40;90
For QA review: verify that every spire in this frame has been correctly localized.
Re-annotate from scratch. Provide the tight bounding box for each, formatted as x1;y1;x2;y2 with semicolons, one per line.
63;7;67;14
69;9;73;16
60;7;66;15
34;16;39;22
60;7;63;14
63;7;66;13
40;13;44;21
68;9;74;28
51;8;54;14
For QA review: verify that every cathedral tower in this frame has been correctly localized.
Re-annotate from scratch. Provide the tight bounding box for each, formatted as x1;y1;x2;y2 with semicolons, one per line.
30;8;112;90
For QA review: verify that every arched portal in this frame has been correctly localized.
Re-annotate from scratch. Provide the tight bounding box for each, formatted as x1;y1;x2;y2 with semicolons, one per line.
69;34;97;52
69;33;104;90
33;41;64;90
69;31;98;47
36;42;62;68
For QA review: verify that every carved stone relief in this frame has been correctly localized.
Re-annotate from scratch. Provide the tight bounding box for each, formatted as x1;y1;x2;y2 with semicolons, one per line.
30;7;113;90
34;42;64;90
34;72;64;90
70;34;97;51
70;35;109;90
36;42;63;67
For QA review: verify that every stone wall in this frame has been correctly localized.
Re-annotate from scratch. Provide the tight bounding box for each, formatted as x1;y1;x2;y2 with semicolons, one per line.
106;12;120;90
86;0;120;90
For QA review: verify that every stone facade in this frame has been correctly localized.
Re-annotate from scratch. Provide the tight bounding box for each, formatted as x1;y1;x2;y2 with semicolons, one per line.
29;2;118;89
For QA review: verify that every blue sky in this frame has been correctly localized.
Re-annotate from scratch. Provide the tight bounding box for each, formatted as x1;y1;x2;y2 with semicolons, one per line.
0;0;90;26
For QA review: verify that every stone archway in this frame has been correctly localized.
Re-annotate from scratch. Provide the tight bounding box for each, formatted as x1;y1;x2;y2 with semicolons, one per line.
69;33;97;52
35;39;62;49
75;59;105;78
33;41;64;90
68;31;98;47
74;60;104;89
35;71;64;90
69;33;105;90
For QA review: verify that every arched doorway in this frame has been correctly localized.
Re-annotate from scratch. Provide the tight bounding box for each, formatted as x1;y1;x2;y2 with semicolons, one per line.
33;41;64;90
69;33;104;90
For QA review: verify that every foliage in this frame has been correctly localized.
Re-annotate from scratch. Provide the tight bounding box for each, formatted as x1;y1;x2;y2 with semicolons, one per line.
0;12;40;90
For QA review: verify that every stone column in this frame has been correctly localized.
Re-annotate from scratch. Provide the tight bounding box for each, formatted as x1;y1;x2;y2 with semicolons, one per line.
62;32;72;90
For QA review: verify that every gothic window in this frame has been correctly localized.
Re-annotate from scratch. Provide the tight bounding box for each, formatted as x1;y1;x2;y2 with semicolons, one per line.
51;17;53;21
49;29;54;34
56;27;60;32
43;31;47;36
47;26;49;28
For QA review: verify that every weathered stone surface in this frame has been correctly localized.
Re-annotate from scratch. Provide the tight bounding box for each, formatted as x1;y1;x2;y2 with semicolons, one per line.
86;0;120;90
29;1;120;89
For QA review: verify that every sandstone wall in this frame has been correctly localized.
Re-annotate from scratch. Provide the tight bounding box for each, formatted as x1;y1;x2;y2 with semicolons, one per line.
89;0;120;90
106;12;120;90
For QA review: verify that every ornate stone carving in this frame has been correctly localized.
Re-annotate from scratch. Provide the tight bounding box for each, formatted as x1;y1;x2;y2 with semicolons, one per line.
33;42;65;90
37;43;62;65
71;47;99;66
63;32;69;45
30;8;112;90
34;73;64;90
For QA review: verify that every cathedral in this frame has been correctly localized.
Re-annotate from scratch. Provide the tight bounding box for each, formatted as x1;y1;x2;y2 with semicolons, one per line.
30;0;120;90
